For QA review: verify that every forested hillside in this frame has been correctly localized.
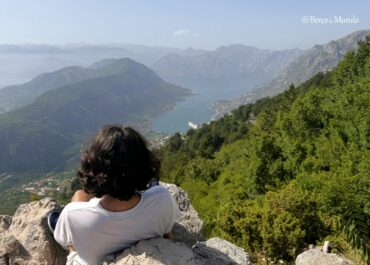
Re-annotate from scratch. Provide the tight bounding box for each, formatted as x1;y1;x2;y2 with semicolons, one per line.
0;58;190;172
159;37;370;262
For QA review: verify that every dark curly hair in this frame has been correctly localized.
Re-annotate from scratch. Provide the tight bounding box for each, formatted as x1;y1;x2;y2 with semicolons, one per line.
77;125;160;201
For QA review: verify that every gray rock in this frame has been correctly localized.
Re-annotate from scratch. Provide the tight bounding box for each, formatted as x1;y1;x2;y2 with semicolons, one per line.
106;238;196;265
0;215;12;234
2;198;67;265
296;249;355;265
193;238;251;265
162;182;191;211
0;232;19;256
104;237;251;265
161;183;205;246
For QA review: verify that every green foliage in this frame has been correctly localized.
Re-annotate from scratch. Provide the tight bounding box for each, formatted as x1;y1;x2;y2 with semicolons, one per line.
261;182;327;260
158;37;370;262
342;208;370;264
30;193;42;201
323;234;368;265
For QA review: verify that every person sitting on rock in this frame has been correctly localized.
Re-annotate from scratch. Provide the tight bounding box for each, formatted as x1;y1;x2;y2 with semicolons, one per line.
53;125;181;265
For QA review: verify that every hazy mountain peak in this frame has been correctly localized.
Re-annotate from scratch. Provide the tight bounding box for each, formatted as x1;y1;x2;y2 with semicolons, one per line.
216;44;260;51
152;43;303;91
89;58;118;69
209;29;370;119
91;57;160;80
256;28;370;98
180;47;208;56
0;57;190;172
0;57;156;113
90;57;144;69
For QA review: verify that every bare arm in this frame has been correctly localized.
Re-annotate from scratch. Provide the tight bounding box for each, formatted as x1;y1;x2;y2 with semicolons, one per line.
71;189;94;202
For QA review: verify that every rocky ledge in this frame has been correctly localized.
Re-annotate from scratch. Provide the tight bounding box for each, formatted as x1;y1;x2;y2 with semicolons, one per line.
0;183;356;265
0;184;251;265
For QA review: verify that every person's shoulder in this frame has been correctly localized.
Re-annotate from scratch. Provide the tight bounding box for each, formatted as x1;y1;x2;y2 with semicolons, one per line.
62;198;99;213
144;185;171;199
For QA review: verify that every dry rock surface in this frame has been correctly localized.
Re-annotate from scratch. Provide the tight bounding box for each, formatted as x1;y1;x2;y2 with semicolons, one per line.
295;249;355;265
193;238;250;265
161;183;205;247
0;184;250;265
0;199;67;265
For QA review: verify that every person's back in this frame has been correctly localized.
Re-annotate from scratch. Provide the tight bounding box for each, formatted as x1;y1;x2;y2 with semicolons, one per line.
53;126;180;265
55;186;179;264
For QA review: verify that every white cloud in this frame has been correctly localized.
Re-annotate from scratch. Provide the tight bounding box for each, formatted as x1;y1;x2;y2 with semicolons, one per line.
173;29;191;37
173;29;200;38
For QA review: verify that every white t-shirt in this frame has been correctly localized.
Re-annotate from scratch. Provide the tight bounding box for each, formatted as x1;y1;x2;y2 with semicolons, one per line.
54;186;181;265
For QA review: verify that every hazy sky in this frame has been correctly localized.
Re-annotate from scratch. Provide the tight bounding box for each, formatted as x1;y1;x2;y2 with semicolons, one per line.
0;0;369;50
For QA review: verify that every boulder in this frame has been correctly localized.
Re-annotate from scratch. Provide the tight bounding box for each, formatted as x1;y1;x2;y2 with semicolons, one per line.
105;238;196;265
104;237;251;265
0;198;67;265
296;249;355;265
193;238;251;265
161;183;205;246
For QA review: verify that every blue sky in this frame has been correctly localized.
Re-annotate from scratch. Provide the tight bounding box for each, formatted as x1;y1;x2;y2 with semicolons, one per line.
0;0;369;50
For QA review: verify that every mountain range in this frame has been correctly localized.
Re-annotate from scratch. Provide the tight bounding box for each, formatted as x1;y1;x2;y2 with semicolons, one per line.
257;29;370;97
212;29;370;116
0;66;99;113
152;45;303;92
0;43;183;88
0;58;190;172
0;29;369;173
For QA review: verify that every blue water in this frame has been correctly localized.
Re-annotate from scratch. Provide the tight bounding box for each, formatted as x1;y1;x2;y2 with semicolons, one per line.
153;85;251;133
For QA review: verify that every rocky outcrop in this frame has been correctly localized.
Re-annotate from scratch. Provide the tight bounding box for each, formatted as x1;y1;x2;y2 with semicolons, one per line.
104;237;250;265
104;238;195;265
193;238;250;265
162;183;205;246
0;184;250;265
296;249;355;265
0;199;67;265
